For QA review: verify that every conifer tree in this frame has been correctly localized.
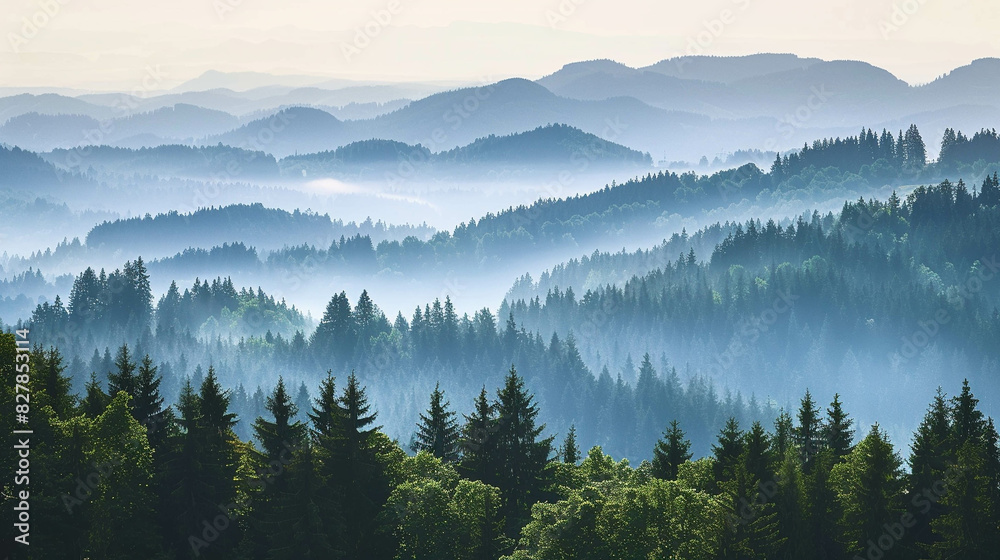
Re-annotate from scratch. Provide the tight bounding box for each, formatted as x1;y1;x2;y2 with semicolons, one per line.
830;424;905;560
561;424;581;465
773;411;794;458
909;388;952;552
795;390;822;472
82;371;110;417
133;354;166;436
254;376;307;463
823;394;854;459
652;420;692;481
107;343;138;399
459;387;499;486
713;417;746;486
33;346;75;419
493;365;554;538
412;383;461;462
333;372;391;560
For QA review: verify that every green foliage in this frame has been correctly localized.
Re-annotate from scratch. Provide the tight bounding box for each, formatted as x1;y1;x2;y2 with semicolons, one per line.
652;420;692;481
412;383;461;463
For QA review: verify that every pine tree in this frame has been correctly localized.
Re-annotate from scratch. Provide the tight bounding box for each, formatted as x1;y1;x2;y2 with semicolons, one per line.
82;371;110;417
795;390;822;472
773;411;794;458
254;376;307;463
909;388;953;552
493;365;554;539
107;343;138;399
412;383;460;462
309;371;341;441
651;420;692;481
951;379;985;445
306;371;347;555
561;424;581;465
823;394;854;459
34;346;75;419
134;354;166;441
333;372;391;560
713;417;746;486
459;387;499;486
830;424;905;560
743;421;773;484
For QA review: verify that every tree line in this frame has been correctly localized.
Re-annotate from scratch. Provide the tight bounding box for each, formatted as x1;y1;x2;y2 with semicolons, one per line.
3;332;997;559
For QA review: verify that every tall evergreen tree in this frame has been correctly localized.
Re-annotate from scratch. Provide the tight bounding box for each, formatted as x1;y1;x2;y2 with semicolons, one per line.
107;343;138;399
561;424;581;465
459;387;499;486
493;365;554;539
652;420;692;481
713;417;746;486
795;390;823;472
254;376;307;462
830;424;906;560
412;383;461;462
909;388;953;552
82;371;110;417
823;394;855;459
333;372;391;560
134;354;166;438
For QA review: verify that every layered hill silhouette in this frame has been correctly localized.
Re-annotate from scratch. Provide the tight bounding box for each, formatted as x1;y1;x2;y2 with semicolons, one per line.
3;55;999;162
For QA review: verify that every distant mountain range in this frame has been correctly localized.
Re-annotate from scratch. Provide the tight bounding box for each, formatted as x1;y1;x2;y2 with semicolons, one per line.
2;55;998;161
23;124;649;182
279;124;652;178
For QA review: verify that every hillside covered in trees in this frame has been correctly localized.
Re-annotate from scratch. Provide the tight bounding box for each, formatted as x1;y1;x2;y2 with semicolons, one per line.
3;331;998;560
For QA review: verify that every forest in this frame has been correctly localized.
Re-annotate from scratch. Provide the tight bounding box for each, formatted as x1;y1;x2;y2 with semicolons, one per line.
2;331;997;560
3;123;1000;558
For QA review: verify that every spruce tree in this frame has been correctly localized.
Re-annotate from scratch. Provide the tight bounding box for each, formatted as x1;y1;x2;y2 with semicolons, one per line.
333;372;390;560
909;388;952;552
773;410;794;458
713;417;746;486
306;372;346;555
823;394;854;459
493;365;554;539
34;346;75;419
253;376;307;463
412;382;460;462
107;343;138;399
459;387;499;486
82;371;110;417
830;424;905;560
795;390;822;472
561;424;581;465
133;354;165;436
652;420;692;481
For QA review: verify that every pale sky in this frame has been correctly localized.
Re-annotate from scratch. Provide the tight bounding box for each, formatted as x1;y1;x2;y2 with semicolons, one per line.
2;0;998;91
